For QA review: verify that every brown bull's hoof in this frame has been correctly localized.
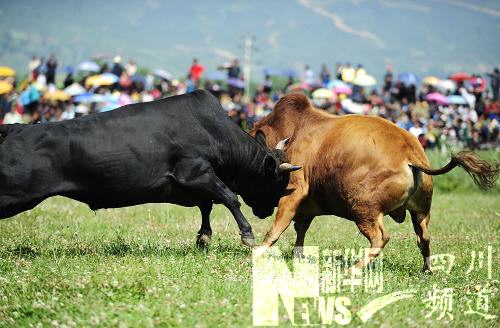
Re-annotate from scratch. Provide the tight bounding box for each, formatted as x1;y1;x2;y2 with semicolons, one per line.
196;234;212;249
241;236;256;248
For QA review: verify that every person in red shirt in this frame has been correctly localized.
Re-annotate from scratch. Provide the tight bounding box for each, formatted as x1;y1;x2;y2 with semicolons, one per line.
188;58;205;87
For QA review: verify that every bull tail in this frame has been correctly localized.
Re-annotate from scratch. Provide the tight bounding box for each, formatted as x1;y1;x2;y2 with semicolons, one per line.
409;151;499;190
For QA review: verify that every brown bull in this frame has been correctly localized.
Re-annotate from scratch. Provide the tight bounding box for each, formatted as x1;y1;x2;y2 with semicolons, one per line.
251;93;499;272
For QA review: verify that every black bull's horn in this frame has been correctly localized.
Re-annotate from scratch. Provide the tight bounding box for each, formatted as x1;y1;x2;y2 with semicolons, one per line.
275;138;302;173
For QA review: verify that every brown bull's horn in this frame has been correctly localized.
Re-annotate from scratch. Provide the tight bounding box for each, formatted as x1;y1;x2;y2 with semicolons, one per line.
279;163;302;172
275;138;290;150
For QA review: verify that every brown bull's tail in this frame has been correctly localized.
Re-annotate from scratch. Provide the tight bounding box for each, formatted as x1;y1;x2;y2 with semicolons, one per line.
409;151;499;190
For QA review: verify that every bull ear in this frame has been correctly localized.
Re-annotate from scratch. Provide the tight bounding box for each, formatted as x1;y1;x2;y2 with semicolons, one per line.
264;155;277;175
255;129;267;146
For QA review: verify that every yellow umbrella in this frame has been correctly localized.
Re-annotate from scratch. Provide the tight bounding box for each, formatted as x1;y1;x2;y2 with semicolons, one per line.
423;76;440;86
312;88;333;99
353;74;377;87
0;66;16;77
85;73;118;87
0;81;13;95
44;89;70;101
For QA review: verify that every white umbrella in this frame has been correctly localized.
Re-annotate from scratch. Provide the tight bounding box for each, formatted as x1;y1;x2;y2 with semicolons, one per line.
64;83;86;96
154;69;173;81
436;79;456;92
76;61;100;72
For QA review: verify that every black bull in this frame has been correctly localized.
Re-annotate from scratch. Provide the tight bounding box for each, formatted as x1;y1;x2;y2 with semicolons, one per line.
0;90;300;247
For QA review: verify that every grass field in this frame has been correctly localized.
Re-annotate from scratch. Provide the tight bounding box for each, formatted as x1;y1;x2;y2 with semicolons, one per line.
0;151;498;327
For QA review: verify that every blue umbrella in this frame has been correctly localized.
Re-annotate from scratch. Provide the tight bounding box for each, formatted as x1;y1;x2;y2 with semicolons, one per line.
228;78;245;89
262;68;298;78
132;75;146;83
76;61;100;72
398;73;420;86
73;93;105;103
447;95;467;105
205;71;228;81
327;79;349;89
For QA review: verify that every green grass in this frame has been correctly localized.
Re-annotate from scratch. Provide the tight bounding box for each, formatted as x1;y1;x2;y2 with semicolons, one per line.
0;151;498;327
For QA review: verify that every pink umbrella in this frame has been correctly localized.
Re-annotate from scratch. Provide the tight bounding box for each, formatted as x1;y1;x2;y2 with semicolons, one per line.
426;92;448;105
333;85;352;95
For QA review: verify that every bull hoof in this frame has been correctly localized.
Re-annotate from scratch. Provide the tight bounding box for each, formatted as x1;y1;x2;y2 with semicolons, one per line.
293;247;305;258
422;267;433;274
196;233;212;249
241;236;256;248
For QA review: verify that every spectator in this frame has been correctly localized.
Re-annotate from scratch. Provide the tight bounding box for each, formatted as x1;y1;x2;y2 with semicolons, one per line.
227;59;241;79
46;53;57;85
111;56;124;77
3;105;23;124
319;64;331;87
303;65;314;86
188;58;205;86
488;68;499;101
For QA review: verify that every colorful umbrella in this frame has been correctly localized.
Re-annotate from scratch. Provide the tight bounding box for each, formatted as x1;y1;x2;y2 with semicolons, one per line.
398;72;420;86
422;76;440;86
312;88;333;99
85;73;119;87
447;95;467;105
0;81;13;94
449;72;471;82
0;66;16;77
352;74;377;87
44;90;70;101
333;85;352;95
425;92;448;105
76;61;100;72
64;83;86;96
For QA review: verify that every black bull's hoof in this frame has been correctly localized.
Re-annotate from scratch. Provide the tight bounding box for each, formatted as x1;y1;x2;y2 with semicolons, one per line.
196;233;212;248
241;234;256;247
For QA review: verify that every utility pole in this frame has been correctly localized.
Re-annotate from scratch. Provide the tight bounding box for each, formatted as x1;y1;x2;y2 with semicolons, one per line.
242;35;256;101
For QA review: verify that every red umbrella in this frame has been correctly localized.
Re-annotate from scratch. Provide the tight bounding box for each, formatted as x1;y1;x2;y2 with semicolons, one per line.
449;72;471;82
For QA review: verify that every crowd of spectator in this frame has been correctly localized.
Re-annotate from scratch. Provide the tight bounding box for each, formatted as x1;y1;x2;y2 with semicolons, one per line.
0;54;499;152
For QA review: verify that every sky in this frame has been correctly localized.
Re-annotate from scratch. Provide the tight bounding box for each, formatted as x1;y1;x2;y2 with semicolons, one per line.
0;0;499;81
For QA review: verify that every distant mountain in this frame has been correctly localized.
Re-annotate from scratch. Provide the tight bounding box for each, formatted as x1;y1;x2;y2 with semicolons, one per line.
1;0;499;83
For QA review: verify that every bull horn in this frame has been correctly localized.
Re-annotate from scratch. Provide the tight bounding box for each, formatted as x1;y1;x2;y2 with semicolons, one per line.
279;163;302;172
275;137;290;150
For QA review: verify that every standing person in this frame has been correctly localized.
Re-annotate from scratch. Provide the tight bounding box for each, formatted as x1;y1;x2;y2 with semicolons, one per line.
319;64;331;87
188;58;205;87
111;55;124;77
335;63;343;80
303;65;314;86
28;55;41;81
227;59;241;79
46;53;57;86
383;65;393;93
488;68;500;101
125;59;137;77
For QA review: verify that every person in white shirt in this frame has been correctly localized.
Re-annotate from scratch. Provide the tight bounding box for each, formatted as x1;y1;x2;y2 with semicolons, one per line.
3;107;23;124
